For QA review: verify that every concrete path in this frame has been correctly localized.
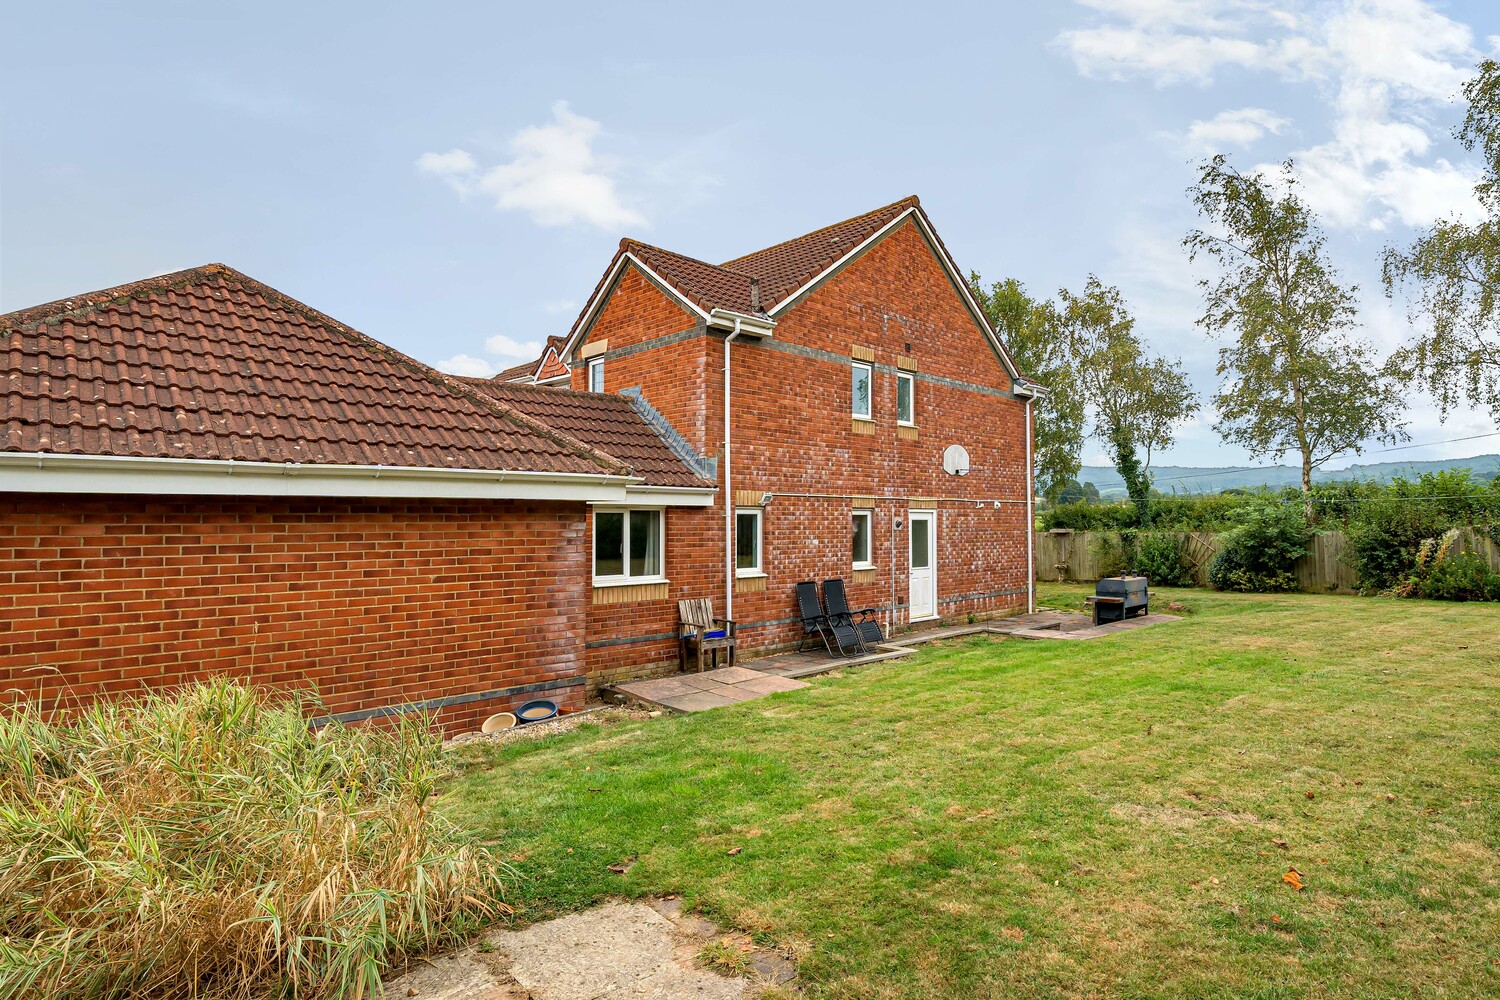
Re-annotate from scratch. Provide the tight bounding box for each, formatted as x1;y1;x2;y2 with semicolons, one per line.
609;610;1181;713
610;666;808;713
386;899;793;999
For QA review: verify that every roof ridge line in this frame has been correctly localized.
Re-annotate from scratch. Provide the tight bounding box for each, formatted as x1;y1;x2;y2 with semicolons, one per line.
0;263;238;331
4;262;633;479
620;238;754;278
719;195;920;267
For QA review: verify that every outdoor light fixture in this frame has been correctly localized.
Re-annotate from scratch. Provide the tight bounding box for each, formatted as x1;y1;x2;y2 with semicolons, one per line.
760;492;773;505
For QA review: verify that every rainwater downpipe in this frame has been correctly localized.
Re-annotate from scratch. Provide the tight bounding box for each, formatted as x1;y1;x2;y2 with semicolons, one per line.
723;318;743;621
1025;393;1035;614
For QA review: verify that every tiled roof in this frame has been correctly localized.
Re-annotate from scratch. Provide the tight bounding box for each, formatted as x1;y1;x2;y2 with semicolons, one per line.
722;196;919;310
1;264;628;476
623;241;761;315
494;335;569;383
461;379;709;488
567;197;925;348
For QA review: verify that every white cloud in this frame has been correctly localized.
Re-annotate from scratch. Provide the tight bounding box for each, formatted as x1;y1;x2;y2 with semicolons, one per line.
483;333;545;360
1175;107;1290;152
1060;0;1486;229
436;353;497;378
417;102;646;230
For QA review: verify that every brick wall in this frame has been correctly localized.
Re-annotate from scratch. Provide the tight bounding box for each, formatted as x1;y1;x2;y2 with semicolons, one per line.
570;218;1031;678
0;495;588;733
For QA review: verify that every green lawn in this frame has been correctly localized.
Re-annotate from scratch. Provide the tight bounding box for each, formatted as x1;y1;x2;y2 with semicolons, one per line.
443;587;1500;999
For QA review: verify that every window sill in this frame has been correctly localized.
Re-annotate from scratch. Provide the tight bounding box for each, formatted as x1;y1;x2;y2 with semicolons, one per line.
852;562;876;572
735;569;767;579
592;576;670;588
897;421;917;429
852;415;875;423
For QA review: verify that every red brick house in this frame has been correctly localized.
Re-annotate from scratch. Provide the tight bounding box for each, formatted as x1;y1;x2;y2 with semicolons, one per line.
1;196;1039;729
468;195;1041;685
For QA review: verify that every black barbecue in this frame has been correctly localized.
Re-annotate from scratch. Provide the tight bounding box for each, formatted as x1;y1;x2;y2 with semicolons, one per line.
1086;575;1149;625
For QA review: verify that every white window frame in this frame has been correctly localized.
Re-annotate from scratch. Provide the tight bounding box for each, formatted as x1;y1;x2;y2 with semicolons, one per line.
592;506;666;586
851;361;873;421
588;357;605;393
735;507;765;578
896;370;916;426
852;508;875;569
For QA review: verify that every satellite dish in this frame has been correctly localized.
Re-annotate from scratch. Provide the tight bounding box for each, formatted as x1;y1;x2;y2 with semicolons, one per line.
942;444;971;477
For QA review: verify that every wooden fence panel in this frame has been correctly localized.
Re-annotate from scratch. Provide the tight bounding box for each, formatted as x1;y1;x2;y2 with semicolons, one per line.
1035;529;1367;594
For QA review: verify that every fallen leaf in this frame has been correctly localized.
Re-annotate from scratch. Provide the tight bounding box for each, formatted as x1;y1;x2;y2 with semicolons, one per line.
587;788;602;793
727;847;742;856
1386;794;1396;802
1272;839;1288;850
1270;914;1282;923
1305;791;1316;800
1283;868;1305;891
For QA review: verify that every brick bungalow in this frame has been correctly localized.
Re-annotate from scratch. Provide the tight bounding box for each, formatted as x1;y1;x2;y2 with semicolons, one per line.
1;196;1041;729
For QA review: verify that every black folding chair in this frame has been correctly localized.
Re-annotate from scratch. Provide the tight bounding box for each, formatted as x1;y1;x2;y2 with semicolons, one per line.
821;578;884;649
795;580;863;657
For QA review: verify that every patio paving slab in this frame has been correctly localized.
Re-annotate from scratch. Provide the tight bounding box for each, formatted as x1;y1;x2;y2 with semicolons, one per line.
612;665;810;713
608;610;1180;712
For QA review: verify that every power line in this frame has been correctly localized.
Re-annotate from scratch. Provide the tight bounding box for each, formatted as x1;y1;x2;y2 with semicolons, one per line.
1117;428;1500;487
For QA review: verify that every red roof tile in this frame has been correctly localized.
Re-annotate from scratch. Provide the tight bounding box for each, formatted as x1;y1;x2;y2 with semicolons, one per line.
722;196;920;310
566;197;924;349
1;265;628;476
461;380;709;488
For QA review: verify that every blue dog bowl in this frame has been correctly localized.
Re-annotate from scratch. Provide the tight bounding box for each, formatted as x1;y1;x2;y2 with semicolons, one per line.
515;699;558;724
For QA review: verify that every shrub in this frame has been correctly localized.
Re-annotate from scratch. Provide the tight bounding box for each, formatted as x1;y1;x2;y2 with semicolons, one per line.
1090;530;1135;577
1043;501;1139;532
1135;532;1194;587
0;679;508;1000
1338;471;1500;593
1208;498;1312;593
1418;550;1500;601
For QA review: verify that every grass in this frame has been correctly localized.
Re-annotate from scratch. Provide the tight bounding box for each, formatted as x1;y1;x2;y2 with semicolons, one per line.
443;587;1500;999
0;679;509;1000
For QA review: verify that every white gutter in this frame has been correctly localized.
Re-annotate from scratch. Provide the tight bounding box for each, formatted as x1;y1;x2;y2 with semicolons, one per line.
0;452;676;503
723;319;745;620
707;308;775;337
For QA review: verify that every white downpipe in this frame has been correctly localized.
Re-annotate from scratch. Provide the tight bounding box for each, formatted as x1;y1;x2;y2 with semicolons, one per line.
1025;395;1035;614
723;320;743;621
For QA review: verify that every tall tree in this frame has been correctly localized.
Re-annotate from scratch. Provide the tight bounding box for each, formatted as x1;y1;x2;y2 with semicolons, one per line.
1383;60;1500;423
1056;277;1198;516
1186;156;1408;500
968;274;1086;498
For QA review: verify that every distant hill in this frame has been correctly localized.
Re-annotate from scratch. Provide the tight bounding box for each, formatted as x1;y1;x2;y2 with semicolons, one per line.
1077;454;1500;497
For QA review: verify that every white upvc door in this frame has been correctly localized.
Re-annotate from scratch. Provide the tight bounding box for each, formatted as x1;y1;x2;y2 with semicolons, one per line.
909;509;937;621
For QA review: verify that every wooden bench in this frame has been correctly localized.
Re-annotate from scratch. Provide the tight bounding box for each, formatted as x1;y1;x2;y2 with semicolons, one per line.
678;598;736;673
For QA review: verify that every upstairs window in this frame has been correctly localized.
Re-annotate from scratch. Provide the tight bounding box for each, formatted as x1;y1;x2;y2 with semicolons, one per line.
897;371;915;425
588;357;605;393
594;508;663;583
735;508;763;576
852;509;873;568
852;361;872;419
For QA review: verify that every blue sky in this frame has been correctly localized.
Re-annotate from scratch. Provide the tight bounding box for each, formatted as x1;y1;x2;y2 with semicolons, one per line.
5;0;1499;470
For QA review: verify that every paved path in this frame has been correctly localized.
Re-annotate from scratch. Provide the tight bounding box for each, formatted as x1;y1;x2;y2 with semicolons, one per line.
610;666;808;713
609;611;1181;713
386;900;793;999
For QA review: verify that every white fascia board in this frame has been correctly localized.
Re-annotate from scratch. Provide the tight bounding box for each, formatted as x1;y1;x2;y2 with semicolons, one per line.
765;206;1022;383
767;208;915;319
562;252;711;361
623;484;718;507
0;452;643;502
707;309;775;338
